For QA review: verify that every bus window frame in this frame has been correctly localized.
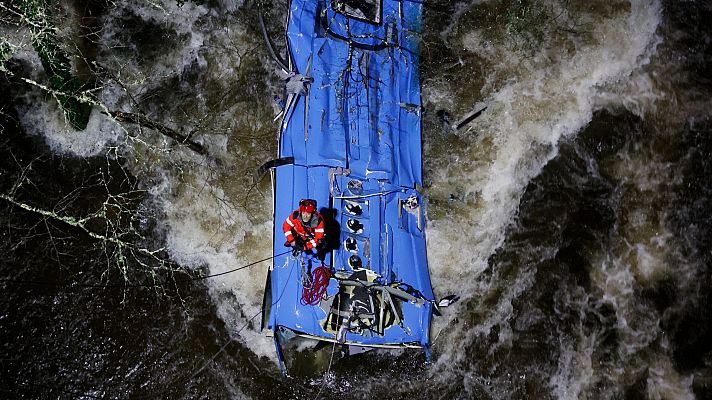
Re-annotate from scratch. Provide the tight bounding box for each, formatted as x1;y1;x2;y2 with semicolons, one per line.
331;0;383;25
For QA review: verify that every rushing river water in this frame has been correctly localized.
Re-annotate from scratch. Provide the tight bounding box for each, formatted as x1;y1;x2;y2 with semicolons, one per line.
1;0;711;398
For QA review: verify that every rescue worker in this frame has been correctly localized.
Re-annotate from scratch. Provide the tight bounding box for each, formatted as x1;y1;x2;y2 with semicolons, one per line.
283;199;325;257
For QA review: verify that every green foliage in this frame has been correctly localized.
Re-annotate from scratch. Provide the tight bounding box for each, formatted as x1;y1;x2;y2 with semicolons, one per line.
16;0;92;130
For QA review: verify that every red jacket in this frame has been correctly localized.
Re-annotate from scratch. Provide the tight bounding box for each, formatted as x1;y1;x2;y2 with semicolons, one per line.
283;211;325;250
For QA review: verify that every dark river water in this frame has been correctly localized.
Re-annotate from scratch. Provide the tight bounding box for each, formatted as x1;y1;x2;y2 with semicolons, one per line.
1;0;711;399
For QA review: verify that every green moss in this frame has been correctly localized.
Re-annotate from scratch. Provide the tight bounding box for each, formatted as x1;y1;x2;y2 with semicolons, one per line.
0;40;10;65
17;0;92;130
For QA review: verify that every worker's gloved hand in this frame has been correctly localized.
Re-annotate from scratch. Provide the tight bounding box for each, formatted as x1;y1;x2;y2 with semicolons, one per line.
291;242;303;256
284;240;293;247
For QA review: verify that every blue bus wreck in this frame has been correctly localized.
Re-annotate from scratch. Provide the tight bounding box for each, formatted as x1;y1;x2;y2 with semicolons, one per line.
261;0;438;373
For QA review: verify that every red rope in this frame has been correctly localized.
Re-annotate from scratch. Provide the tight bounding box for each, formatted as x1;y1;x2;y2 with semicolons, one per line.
301;265;331;306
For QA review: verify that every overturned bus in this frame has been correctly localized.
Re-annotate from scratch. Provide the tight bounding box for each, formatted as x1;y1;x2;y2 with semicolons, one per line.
260;0;441;373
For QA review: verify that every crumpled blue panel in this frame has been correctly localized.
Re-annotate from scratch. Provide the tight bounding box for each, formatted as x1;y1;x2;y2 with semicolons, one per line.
279;0;423;188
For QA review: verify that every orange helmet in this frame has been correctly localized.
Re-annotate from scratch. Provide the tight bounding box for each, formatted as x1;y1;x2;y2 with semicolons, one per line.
299;199;317;213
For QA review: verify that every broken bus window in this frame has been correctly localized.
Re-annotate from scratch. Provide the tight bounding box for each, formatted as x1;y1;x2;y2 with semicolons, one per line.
331;0;382;24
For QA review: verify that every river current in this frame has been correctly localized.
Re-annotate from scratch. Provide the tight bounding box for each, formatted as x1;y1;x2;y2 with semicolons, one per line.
1;0;711;399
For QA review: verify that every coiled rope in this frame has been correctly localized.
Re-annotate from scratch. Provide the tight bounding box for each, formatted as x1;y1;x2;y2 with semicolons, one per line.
300;265;331;305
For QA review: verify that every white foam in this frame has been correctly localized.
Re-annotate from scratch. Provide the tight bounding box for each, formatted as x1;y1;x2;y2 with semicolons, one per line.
439;0;489;46
550;333;596;400
646;352;695;400
147;159;277;358
16;97;123;157
98;0;211;100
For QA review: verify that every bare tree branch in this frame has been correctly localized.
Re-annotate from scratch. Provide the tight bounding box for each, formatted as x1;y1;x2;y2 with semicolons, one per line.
107;111;208;155
0;193;166;267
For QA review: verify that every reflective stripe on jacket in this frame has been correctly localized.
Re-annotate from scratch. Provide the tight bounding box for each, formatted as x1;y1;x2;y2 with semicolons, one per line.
283;210;325;250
